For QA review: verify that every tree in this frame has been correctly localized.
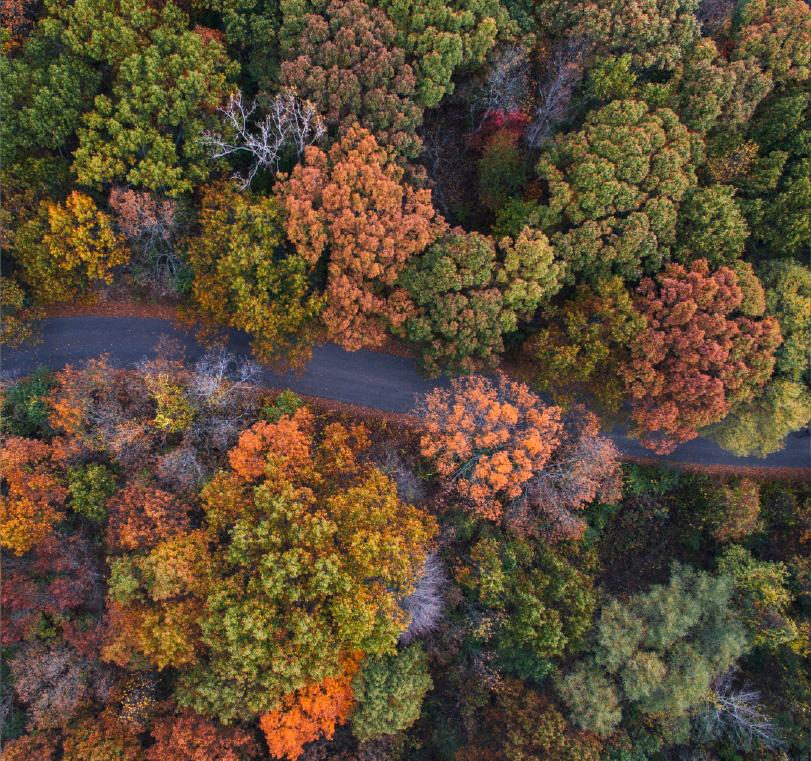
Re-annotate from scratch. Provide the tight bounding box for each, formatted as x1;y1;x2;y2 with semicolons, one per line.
708;478;761;542
350;644;432;741
455;678;603;761
536;99;700;283
717;545;802;652
61;708;142;761
675;185;750;267
200;90;325;188
105;484;191;554
706;261;811;456
528;276;647;416
399;227;562;376
14;192;128;304
0;368;56;438
0;438;67;555
171;409;436;722
68;464;117;521
364;0;514;107
260;664;358;759
557;563;749;741
280;126;437;350
0;277;42;348
621;259;782;453
418;375;620;536
147;709;261;761
279;0;423;158
477;129;525;212
456;531;596;680
184;183;324;372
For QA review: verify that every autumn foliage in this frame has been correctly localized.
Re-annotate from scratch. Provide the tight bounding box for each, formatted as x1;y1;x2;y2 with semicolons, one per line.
147;709;260;761
281;126;437;350
621;259;783;452
260;661;359;759
418;375;620;536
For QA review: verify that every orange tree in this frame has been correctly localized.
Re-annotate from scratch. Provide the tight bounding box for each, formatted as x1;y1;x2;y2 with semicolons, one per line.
621;259;782;453
280;126;438;350
132;407;438;723
418;375;620;537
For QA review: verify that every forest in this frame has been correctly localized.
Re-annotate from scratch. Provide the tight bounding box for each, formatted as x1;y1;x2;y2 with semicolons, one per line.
1;0;810;756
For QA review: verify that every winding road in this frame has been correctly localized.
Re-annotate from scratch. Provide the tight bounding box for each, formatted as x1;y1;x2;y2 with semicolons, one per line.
3;316;809;470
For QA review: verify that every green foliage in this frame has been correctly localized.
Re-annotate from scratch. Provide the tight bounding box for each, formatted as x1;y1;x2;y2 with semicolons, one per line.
537;99;700;283
477;129;525;213
675;185;750;267
557;563;749;740
68;464;117;521
262;390;305;422
717;545;801;651
457;530;596;681
351;643;433;741
1;369;56;438
585;54;636;101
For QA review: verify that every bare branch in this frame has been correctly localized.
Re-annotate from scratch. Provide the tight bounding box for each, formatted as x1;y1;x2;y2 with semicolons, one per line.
200;89;326;189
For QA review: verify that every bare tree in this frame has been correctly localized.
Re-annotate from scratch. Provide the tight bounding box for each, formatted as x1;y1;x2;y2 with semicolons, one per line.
200;89;325;188
399;553;447;643
525;37;590;152
696;671;783;751
466;45;530;149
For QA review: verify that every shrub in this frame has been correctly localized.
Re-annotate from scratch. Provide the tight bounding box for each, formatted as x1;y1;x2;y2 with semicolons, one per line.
1;369;56;437
68;464;117;521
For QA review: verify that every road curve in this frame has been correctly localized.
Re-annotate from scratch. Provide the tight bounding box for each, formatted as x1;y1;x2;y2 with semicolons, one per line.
2;316;809;470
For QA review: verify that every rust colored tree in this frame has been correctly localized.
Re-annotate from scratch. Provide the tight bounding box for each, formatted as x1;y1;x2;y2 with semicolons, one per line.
418;375;620;537
280;126;438;350
621;259;782;453
147;709;260;761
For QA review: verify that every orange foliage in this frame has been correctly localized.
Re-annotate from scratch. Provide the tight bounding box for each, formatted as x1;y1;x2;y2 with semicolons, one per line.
419;375;562;518
260;659;360;760
106;483;191;553
281;126;438;350
0;438;67;555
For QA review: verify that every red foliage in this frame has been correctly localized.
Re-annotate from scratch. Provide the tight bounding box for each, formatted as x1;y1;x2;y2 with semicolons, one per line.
622;259;782;453
147;709;260;761
0;733;60;761
470;109;529;149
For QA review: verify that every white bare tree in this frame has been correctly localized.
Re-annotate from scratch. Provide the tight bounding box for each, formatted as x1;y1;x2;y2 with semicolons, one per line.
525;37;590;151
200;88;325;188
399;553;447;644
696;670;783;751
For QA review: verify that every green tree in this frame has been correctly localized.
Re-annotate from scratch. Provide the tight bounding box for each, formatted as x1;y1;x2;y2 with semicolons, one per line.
0;369;56;438
528;276;646;416
477;129;525;213
557;563;749;741
350;643;433;741
457;530;596;681
185;183;324;372
399;227;562;376
536;99;700;283
68;464;117;521
675;185;750;267
172;409;436;722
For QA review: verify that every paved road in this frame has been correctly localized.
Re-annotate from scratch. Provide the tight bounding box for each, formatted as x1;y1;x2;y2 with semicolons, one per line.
3;316;809;470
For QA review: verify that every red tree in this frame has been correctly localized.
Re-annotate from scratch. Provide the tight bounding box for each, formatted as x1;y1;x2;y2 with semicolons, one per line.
106;484;191;553
621;259;782;453
147;709;260;761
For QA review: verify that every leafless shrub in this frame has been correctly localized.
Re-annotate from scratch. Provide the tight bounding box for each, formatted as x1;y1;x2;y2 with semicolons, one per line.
399;553;447;644
189;348;261;409
200;89;325;188
375;445;426;505
525;37;589;151
696;671;783;751
156;446;205;492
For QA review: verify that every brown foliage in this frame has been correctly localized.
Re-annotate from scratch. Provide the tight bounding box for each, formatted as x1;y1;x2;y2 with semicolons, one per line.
281;126;438;350
0;438;68;555
106;484;191;553
61;707;142;761
710;478;762;542
147;709;260;761
260;660;359;760
621;259;783;453
0;733;60;761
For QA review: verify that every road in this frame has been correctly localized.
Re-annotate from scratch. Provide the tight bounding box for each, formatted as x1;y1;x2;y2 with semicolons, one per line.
3;316;809;470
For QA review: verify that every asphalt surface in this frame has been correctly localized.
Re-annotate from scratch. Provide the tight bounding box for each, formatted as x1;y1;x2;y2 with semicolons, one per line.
3;316;809;470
